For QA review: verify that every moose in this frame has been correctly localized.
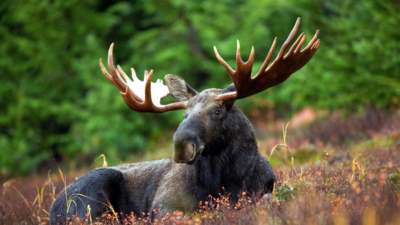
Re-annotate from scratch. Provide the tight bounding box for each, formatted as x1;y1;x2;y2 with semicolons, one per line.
50;18;320;224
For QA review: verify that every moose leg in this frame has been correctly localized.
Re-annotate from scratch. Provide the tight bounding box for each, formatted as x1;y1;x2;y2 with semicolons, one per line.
50;167;135;224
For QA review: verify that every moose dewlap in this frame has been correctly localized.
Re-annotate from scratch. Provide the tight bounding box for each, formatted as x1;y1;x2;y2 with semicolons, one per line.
49;18;320;224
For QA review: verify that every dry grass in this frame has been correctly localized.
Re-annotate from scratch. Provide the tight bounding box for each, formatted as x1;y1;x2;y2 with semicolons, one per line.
1;109;400;224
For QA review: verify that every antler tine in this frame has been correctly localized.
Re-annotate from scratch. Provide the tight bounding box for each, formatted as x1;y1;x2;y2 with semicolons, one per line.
285;32;304;58
216;18;320;102
295;35;306;53
131;68;138;82
314;39;321;49
107;43;127;92
213;46;235;76
144;70;154;105
99;58;119;88
277;17;301;59
117;65;131;83
303;30;320;51
144;70;150;81
235;40;242;67
237;41;256;88
257;37;277;76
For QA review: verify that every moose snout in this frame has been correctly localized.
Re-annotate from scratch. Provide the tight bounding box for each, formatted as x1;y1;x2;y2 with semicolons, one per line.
172;127;204;164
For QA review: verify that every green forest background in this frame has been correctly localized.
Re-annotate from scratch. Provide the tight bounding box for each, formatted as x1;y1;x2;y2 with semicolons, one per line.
1;0;399;178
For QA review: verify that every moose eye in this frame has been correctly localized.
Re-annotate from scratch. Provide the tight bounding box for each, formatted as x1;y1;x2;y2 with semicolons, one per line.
214;110;221;115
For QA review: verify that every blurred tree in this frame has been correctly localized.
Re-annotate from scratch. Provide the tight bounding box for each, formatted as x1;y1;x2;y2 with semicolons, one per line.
0;0;125;176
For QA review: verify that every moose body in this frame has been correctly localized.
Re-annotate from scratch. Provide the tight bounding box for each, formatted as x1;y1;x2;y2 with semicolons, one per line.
50;90;274;223
50;18;320;224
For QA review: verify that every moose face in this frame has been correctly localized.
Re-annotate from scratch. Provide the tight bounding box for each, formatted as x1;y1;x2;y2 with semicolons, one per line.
165;77;236;164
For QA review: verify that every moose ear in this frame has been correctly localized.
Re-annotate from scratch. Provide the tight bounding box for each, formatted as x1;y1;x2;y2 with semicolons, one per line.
223;83;236;93
223;99;236;111
165;75;197;102
222;83;236;111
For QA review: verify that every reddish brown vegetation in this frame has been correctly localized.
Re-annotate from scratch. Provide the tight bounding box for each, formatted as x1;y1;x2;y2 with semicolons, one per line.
258;108;400;151
1;109;400;224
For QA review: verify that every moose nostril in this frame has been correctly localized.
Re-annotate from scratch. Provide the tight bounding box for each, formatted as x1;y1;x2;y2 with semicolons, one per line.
183;142;195;160
172;140;197;163
189;143;196;161
192;143;196;152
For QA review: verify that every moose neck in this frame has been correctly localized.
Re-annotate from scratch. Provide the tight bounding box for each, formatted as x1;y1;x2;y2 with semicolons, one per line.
192;106;259;200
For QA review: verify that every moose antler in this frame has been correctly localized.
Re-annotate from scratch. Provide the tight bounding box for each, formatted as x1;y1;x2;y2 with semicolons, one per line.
100;43;187;113
214;18;320;102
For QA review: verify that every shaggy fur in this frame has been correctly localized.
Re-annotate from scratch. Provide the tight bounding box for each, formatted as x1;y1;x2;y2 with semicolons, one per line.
49;78;275;224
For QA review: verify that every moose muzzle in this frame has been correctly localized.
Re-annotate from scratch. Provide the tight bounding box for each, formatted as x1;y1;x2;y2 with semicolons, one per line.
172;119;205;164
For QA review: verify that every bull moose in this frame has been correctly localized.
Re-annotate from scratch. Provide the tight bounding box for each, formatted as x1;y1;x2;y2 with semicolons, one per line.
50;18;320;224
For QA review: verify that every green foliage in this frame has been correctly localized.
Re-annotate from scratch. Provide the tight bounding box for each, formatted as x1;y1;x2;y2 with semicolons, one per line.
388;172;400;190
0;0;399;177
274;184;300;202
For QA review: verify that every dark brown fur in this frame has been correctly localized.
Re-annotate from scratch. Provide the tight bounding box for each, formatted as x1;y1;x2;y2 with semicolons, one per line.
49;79;275;224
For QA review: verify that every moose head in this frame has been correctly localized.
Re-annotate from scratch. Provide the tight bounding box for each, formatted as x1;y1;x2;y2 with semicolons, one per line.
100;18;320;164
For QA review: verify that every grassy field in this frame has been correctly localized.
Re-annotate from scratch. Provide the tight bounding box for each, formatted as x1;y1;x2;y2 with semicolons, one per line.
1;109;399;224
